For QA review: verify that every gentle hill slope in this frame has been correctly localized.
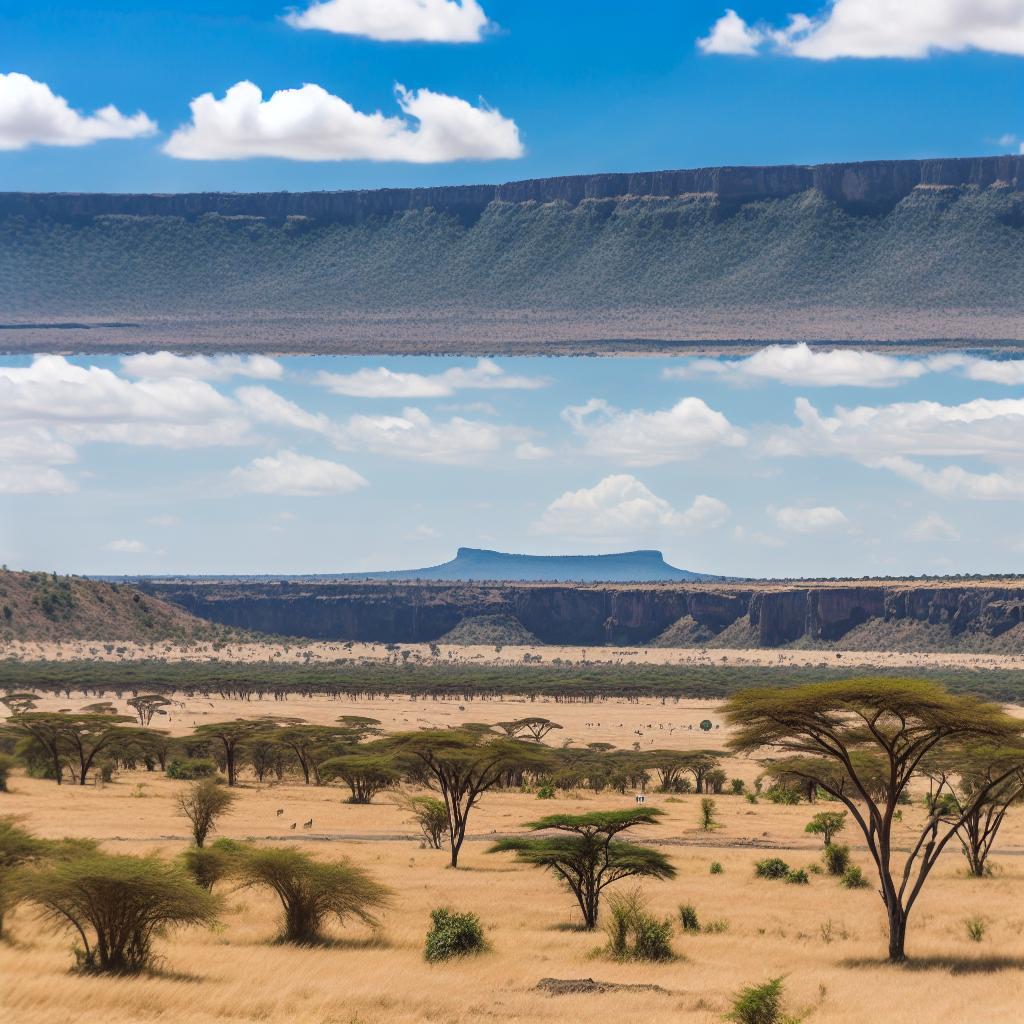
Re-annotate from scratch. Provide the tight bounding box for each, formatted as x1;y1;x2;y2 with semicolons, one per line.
0;569;240;643
2;156;1023;352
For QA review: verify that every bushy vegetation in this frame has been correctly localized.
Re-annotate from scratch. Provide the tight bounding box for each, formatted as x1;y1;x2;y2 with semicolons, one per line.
727;977;797;1024
17;850;219;973
604;888;674;962
424;908;488;962
238;847;390;945
754;858;791;880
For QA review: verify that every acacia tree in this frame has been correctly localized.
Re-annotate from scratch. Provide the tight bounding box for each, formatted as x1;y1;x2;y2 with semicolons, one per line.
275;723;353;786
127;694;172;727
923;744;1024;878
319;753;399;804
488;809;675;929
805;811;847;847
726;679;1024;963
3;712;67;784
389;730;551;867
177;778;237;847
190;720;271;786
393;793;449;849
58;714;153;786
18;850;219;973
239;847;390;945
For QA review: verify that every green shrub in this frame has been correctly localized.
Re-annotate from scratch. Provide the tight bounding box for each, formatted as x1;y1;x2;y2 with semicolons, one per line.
710;860;724;875
180;839;245;892
965;916;986;943
785;869;809;885
823;843;850;877
536;784;555;800
840;865;869;889
730;778;746;795
765;784;801;806
754;858;790;880
678;903;700;933
167;758;217;780
604;889;674;962
746;793;759;805
424;907;488;962
727;976;796;1024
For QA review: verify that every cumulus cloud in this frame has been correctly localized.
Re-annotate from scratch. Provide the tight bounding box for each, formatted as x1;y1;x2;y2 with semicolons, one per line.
333;406;511;463
0;71;156;151
284;0;490;42
105;539;146;554
770;505;849;533
121;353;282;382
514;442;553;461
765;396;1024;461
229;450;368;496
0;355;251;452
698;9;766;54
666;346;1024;389
164;81;522;162
535;474;729;537
667;343;930;388
905;512;960;542
562;397;745;466
235;386;334;435
699;1;1024;59
876;456;1024;501
316;359;547;399
0;465;75;495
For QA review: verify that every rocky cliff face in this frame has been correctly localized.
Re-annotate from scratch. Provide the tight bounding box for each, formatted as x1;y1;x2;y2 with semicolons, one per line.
3;156;1021;223
137;580;1024;650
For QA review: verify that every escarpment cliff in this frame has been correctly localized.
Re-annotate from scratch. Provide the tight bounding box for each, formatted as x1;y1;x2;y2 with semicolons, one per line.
136;580;1024;653
3;157;1024;352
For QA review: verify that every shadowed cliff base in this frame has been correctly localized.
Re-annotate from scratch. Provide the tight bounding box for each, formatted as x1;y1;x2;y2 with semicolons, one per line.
131;578;1024;653
2;157;1023;355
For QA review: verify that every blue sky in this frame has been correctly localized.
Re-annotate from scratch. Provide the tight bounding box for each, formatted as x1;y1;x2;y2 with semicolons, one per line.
2;348;1024;578
1;1;1023;191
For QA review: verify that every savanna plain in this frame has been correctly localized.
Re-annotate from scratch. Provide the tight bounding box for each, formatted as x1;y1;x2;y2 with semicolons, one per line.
4;688;1024;1024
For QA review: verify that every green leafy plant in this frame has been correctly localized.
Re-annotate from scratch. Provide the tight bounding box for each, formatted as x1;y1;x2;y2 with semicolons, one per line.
604;888;674;962
840;865;869;889
754;858;790;880
424;907;487;962
727;976;799;1024
678;903;700;933
710;860;724;875
823;843;850;877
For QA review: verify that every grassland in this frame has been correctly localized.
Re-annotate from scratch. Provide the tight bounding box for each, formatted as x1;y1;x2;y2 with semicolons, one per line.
4;689;1024;1024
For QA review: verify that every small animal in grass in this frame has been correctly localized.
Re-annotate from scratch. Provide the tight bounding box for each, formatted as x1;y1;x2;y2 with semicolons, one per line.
303;819;313;830
289;822;297;830
276;809;284;816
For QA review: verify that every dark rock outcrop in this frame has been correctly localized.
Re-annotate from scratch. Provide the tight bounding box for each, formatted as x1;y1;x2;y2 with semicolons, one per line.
136;579;1024;650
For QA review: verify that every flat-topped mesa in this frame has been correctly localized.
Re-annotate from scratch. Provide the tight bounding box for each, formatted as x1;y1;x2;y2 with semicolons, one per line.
4;156;1023;223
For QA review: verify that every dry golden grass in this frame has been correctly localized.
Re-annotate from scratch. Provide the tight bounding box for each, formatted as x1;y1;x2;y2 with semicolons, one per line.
4;694;1024;1023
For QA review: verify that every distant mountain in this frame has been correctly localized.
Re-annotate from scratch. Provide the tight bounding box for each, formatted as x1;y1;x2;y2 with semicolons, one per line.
331;547;719;583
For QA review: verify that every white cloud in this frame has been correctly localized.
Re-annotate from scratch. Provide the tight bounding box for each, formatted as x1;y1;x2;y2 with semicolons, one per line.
770;505;849;532
877;456;1024;501
284;0;490;42
229;450;368;496
0;355;251;451
333;406;509;463
0;72;156;151
514;442;553;461
316;359;547;399
121;353;282;382
535;475;729;537
928;353;1024;386
905;512;960;542
562;397;745;466
105;539;146;554
164;81;522;163
765;396;1024;461
0;465;75;495
698;9;766;54
701;1;1024;60
235;386;334;434
667;343;930;388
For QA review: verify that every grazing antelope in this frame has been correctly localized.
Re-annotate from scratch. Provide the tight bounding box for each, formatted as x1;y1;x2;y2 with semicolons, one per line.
276;809;284;816
302;819;313;830
289;822;297;830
